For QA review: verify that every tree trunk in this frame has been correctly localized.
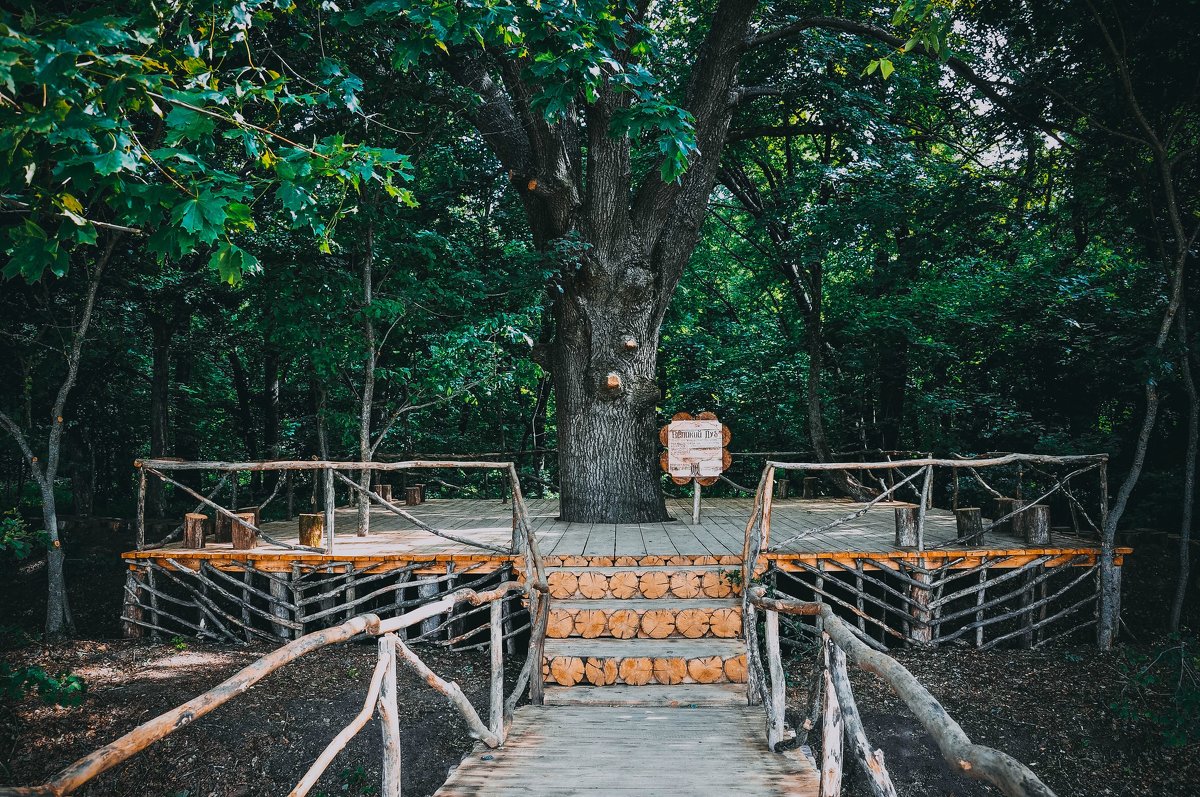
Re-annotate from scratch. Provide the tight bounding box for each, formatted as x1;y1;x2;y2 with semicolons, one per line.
262;348;281;460
357;214;377;537
228;350;258;462
553;297;667;522
1171;310;1198;631
40;483;73;636
148;315;172;517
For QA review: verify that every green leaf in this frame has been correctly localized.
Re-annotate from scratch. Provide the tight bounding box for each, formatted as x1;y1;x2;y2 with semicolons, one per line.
879;58;895;80
172;195;228;244
208;241;260;285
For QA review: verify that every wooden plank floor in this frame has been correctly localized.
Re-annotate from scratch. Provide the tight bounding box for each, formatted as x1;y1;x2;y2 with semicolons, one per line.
124;497;1114;569
435;705;819;796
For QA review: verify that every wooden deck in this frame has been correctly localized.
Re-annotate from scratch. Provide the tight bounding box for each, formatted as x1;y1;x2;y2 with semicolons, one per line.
435;705;819;796
123;497;1120;572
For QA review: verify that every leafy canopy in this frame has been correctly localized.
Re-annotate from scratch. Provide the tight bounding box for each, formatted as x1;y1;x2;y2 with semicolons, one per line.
0;1;414;283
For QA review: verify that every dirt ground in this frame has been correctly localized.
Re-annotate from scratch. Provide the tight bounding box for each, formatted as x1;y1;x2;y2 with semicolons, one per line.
2;524;1198;796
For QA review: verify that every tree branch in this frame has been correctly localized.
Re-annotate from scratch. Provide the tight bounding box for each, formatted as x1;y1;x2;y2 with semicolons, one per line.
747;16;1068;146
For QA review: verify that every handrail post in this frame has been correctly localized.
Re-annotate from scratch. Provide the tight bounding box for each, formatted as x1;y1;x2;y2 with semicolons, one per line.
490;599;505;742
761;465;776;551
765;608;786;749
819;632;844;797
378;635;401;797
323;466;336;555
135;464;146;550
915;465;931;553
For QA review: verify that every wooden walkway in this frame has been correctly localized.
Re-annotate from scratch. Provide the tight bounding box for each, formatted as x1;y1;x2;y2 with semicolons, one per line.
436;705;819;796
124;497;1116;572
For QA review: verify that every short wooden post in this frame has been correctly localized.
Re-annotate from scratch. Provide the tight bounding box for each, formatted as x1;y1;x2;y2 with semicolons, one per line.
323;467;336;554
819;635;843;797
406;486;421;506
418;578;440;638
765;609;786;749
894;506;918;547
298;513;324;548
230;513;258;550
774;478;790;499
121;568;146;638
975;567;988;647
416;483;425;502
909;565;933;646
270;574;291;640
241;569;254;642
955;507;984;545
292;564;305;636
376;483;393;501
994;497;1021;534
183;513;207;549
803;476;819;499
378;636;402;797
1023;504;1051;545
394;570;412;640
490;599;504;741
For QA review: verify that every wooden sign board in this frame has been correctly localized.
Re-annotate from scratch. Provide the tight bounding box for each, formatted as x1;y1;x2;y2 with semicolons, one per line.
668;420;724;478
659;412;731;486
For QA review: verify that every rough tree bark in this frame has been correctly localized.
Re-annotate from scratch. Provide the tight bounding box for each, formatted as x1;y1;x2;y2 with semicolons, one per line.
442;0;761;521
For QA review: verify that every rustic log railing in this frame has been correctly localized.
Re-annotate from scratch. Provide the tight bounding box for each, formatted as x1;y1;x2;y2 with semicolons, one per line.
124;459;549;646
747;588;1057;797
0;579;549;797
739;453;1118;650
134;458;535;555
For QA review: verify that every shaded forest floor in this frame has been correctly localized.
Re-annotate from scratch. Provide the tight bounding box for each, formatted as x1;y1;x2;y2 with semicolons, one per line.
2;524;1198;796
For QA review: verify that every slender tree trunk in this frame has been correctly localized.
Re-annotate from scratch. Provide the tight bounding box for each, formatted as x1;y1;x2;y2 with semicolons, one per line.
228;350;258;462
148;315;172;517
0;237;116;635
262;348;281;460
1171;310;1198;631
358;216;377;537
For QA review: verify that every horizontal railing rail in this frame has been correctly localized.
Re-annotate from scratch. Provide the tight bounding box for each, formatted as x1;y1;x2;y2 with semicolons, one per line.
746;588;1057;797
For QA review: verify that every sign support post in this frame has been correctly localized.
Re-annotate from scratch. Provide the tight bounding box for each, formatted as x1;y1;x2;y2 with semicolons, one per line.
692;478;702;524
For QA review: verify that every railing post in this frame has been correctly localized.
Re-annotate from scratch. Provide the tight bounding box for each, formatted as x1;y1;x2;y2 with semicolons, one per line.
377;635;401;797
819;632;844;797
915;465;931;553
765;608;786;749
761;465;776;551
135;464;146;550
323;466;336;555
490;599;504;742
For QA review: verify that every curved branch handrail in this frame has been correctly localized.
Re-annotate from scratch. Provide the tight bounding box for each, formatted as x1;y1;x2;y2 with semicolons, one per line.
748;588;1057;797
0;582;528;797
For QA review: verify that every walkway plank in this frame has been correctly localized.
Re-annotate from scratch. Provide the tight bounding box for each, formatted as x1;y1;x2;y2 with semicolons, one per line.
435;706;819;796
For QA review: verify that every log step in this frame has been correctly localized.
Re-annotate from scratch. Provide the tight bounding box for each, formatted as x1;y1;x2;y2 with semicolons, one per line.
543;638;748;687
544;683;747;707
547;599;742;639
546;566;740;600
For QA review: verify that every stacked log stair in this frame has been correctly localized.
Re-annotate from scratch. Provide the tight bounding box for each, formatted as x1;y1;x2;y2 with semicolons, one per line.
540;555;748;707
